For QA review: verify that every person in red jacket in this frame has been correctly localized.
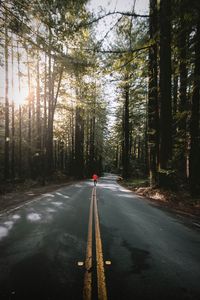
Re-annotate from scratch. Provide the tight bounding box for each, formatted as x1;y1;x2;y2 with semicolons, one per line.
92;173;98;186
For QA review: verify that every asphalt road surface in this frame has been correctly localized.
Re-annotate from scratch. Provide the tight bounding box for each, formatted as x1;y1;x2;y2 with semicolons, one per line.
0;174;200;300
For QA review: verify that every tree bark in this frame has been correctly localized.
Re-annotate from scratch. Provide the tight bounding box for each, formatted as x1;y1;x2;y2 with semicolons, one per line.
17;41;22;178
42;53;47;184
36;49;41;154
159;0;172;170
89;98;96;175
178;0;188;178
74;103;84;178
148;0;159;186
4;11;9;181
46;27;53;174
27;50;32;177
122;82;130;179
11;34;15;179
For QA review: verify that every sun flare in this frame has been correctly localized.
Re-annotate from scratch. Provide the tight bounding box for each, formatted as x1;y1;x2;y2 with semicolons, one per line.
10;85;29;106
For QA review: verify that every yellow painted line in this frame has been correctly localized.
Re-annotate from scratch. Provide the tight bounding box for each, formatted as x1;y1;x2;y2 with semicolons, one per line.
93;187;108;300
83;189;94;300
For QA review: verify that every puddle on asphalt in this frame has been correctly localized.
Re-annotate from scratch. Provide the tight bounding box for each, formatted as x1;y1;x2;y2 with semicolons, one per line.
51;201;63;207
122;240;151;274
42;193;55;198
0;226;8;240
12;214;21;220
27;213;41;222
46;208;57;213
4;221;14;230
0;216;21;241
56;192;70;199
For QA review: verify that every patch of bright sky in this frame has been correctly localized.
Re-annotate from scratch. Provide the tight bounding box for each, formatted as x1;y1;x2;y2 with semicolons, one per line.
87;0;149;43
0;56;29;107
88;0;149;13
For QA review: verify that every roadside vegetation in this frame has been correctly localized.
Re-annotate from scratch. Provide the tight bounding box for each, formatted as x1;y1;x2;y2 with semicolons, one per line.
119;177;200;217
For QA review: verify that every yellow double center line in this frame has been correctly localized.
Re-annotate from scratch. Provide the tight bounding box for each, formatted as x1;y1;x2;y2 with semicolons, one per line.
83;187;108;300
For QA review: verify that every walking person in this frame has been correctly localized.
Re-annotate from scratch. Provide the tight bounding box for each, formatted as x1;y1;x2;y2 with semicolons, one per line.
92;173;98;186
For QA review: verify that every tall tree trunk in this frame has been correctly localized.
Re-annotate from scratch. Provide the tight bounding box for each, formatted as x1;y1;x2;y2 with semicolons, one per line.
115;144;119;170
47;27;53;174
35;49;41;178
27;50;32;177
74;103;84;179
89;98;96;175
178;0;188;179
189;17;200;196
172;70;178;169
42;53;47;184
138;136;141;160
159;0;172;171
4;11;9;181
11;35;15;179
17;41;22;178
148;0;159;186
19;106;22;178
85;114;89;172
122;83;130;179
71;108;75;174
36;50;41;153
172;72;178;116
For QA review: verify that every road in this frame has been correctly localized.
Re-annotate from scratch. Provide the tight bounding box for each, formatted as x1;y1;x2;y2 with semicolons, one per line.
0;174;200;300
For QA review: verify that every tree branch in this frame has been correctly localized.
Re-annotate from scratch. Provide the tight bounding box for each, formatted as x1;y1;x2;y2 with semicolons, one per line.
53;66;64;114
77;10;149;28
95;45;150;54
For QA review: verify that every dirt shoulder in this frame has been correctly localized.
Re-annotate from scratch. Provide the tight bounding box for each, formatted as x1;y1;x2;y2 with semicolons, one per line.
119;180;200;221
0;180;75;214
135;187;200;217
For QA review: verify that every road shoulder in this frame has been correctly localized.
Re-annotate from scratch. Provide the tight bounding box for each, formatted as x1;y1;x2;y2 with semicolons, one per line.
118;180;200;230
0;181;75;214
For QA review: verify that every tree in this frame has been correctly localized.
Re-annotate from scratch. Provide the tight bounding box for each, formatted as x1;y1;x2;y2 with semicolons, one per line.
4;8;10;181
122;75;130;179
148;0;159;186
159;0;172;172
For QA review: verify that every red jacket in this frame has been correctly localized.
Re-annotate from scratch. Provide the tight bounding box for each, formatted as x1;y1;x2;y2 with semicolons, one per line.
92;174;98;180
